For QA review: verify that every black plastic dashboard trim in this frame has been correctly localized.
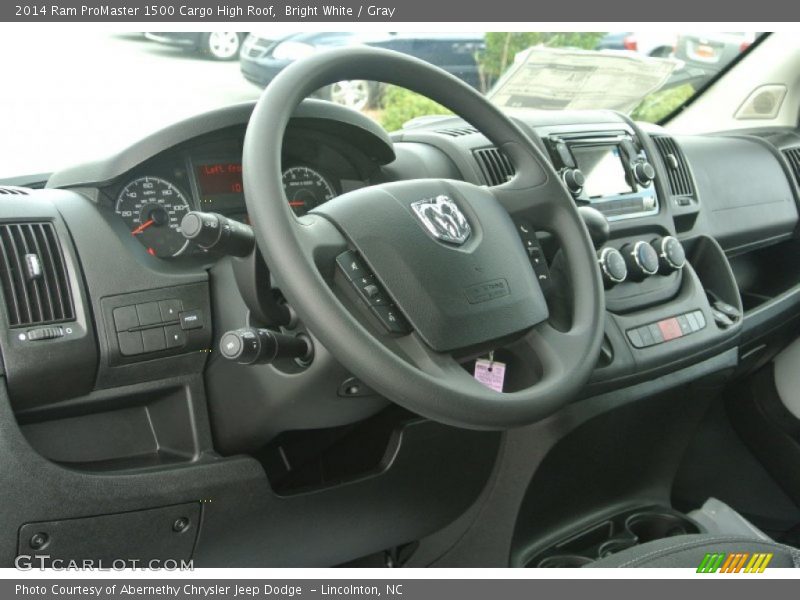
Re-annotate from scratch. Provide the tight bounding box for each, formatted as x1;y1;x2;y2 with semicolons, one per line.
45;100;395;190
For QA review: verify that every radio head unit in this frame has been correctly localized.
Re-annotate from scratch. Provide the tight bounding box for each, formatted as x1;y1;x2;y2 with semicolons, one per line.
546;132;658;221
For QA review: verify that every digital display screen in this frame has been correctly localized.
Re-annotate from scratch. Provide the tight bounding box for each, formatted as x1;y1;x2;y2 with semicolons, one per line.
571;145;632;198
195;162;244;214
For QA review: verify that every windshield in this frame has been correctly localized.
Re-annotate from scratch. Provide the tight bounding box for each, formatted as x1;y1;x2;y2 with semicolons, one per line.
0;30;762;179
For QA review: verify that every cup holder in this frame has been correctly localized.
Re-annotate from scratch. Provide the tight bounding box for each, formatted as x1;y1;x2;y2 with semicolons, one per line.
537;555;594;568
597;537;637;559
626;511;699;544
525;506;701;568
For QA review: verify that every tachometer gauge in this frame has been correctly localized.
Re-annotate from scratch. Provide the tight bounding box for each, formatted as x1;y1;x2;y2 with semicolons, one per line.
115;176;191;258
282;166;337;216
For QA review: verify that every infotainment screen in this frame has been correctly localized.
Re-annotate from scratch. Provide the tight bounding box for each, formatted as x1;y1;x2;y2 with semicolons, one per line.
571;145;633;198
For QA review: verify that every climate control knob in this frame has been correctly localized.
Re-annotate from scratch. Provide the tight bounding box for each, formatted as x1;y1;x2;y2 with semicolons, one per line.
621;241;659;281
633;161;656;186
562;168;586;195
652;236;686;274
597;247;628;288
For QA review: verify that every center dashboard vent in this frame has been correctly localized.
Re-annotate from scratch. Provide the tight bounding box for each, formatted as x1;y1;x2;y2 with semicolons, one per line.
473;147;516;186
435;126;479;137
0;186;31;196
0;222;75;327
651;135;695;199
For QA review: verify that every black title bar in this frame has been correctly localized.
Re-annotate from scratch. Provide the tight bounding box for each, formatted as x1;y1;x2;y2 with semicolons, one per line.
2;0;795;21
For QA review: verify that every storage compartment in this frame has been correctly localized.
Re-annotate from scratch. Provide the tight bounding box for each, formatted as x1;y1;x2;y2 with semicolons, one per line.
18;502;200;566
19;386;199;471
525;506;700;568
727;238;800;313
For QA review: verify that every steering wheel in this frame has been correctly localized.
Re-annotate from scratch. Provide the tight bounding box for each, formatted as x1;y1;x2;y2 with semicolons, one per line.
243;47;604;429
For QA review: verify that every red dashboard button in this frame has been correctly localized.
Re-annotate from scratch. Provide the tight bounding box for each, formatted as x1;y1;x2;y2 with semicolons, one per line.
657;318;683;341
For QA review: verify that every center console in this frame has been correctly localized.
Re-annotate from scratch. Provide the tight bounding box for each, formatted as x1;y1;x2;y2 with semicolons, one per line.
527;119;744;392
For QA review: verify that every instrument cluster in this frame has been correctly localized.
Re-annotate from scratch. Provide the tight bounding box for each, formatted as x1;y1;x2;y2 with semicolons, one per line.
113;156;355;258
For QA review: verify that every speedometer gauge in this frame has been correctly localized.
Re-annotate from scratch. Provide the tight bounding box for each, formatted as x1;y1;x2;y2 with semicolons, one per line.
282;166;336;216
115;176;191;258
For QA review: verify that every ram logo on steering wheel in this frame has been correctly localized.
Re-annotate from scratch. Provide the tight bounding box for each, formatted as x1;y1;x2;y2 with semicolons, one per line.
410;195;472;245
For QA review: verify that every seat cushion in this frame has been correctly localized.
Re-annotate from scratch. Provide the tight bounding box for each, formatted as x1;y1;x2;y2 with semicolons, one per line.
587;534;800;568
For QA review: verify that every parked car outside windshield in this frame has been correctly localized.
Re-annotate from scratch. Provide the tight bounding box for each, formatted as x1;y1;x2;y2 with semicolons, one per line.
240;31;486;111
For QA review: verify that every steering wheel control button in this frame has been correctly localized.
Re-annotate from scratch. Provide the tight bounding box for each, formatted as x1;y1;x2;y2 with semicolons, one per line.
371;305;409;334
622;241;659;281
158;299;183;322
113;305;139;332
353;276;390;306
179;309;204;330
597;247;628;288
118;331;144;356
142;327;167;353
335;250;369;282
164;325;187;349
136;302;162;327
515;220;552;287
652;236;686;274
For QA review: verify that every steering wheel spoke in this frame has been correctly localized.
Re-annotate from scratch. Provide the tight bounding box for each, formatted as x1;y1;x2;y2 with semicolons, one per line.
292;213;349;277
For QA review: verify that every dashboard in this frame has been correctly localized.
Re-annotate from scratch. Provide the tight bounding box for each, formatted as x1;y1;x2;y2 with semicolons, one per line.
0;98;799;445
5;96;800;567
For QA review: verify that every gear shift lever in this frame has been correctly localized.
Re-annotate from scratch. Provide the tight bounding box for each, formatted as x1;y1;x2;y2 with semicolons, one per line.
577;206;610;250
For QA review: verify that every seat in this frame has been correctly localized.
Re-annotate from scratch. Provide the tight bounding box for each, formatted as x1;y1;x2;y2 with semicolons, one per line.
588;534;800;568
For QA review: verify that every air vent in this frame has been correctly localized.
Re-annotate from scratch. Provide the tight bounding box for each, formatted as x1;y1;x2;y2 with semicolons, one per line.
782;147;800;188
0;186;31;196
436;126;478;137
651;136;695;198
0;222;75;327
473;147;516;186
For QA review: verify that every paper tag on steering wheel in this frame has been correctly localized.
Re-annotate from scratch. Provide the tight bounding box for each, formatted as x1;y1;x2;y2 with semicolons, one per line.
474;358;506;392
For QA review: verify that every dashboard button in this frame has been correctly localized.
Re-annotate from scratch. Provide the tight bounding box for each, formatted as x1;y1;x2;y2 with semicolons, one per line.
685;312;700;332
657;318;682;341
693;310;707;329
626;328;644;348
676;314;692;335
142;327;166;352
648;323;664;343
136;302;161;327
638;325;655;347
165;325;186;348
159;299;183;322
113;305;139;332
179;309;204;330
118;331;144;356
27;326;64;341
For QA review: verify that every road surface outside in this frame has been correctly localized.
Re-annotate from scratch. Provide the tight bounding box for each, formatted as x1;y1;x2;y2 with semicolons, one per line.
0;31;262;179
